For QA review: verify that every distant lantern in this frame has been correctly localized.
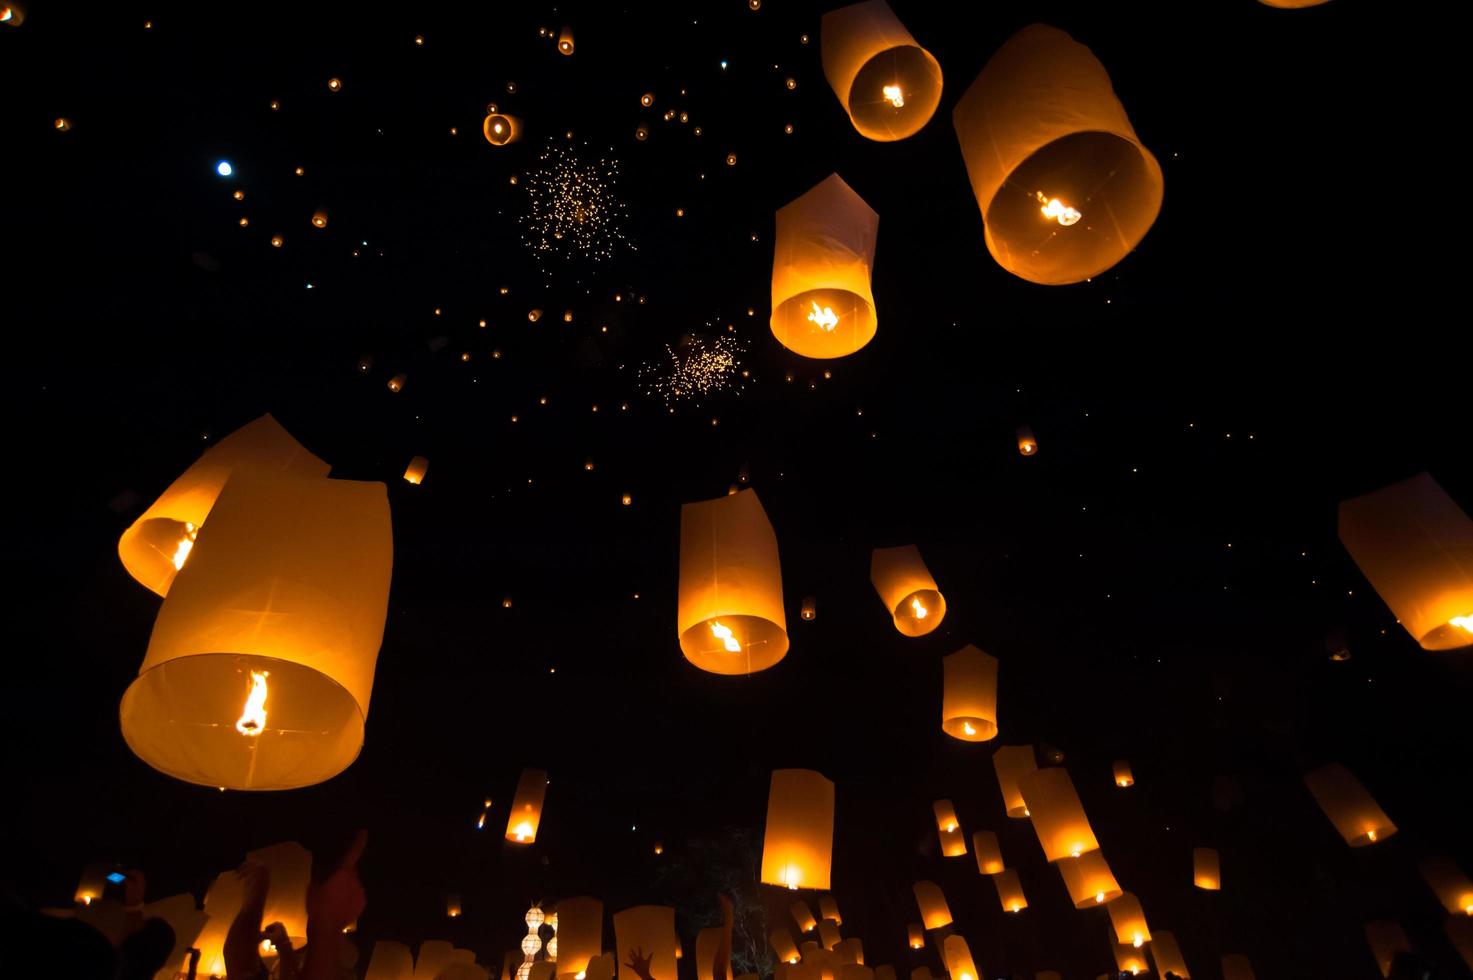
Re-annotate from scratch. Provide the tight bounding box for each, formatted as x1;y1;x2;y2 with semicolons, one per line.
528;309;544;322
761;769;834;890
311;209;328;228
801;597;817;621
641;93;654;107
505;768;548;843
1057;848;1122;907
73;864;107;906
554;897;603;980
484;111;522;146
932;800;967;857
911;881;951;930
54;116;71;131
327;77;342;91
819;896;841;924
117;414;329;597
2;3;27;26
870;545;945;636
1111;939;1149;977
1020;767;1098;861
940;935;977;980
772;932;802;966
993;869;1027;913
792;901;818;933
1149;932;1191;980
952;24;1163;285
820;0;942;142
941;645;999;741
447;894;462;918
678;489;789;674
1221;954;1256;980
993;745;1037;818
1304;762;1396;846
271;235;284;247
770;173;879;359
1418;855;1473;916
1107;893;1151;948
907;923;924;949
614;906;678;980
972;831;1004;875
1112;761;1134;788
1337;473;1473;650
119;472;392;790
818;920;841;951
1364;921;1412;979
558;28;574;54
1016;427;1038;456
404;456;429;485
1194;847;1221;891
388;374;406;392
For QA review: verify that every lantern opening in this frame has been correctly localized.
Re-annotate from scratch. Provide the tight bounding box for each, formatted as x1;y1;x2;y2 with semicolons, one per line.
772;288;874;359
844;45;942;141
893;588;944;636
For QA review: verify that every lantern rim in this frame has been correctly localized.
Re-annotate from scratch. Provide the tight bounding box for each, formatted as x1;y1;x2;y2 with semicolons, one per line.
484;113;520;146
892;588;945;636
844;44;943;142
770;288;876;359
680;613;789;675
942;715;997;742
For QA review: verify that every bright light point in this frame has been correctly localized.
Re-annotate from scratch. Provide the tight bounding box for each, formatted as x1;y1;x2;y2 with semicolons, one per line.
235;670;269;736
806;301;838;332
216;161;233;177
962;721;976;736
1132;935;1143;948
944;822;957;833
710;620;741;653
1070;845;1083;857
513;821;535;841
1367;829;1377;841
911;597;928;620
1095;892;1105;904
1451;615;1473;633
1037;192;1082;226
882;84;905;108
172;522;198;570
720;60;728;69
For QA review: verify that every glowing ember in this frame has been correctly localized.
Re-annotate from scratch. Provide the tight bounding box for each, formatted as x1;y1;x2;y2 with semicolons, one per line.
235;670;269;737
882;84;905;108
710;621;742;653
806;301;839;332
172;522;198;570
1037;192;1082;226
911;597;928;620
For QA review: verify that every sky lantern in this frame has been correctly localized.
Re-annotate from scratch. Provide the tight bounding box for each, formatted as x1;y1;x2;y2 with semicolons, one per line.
770;174;879;359
1112;760;1134;788
311;209;329;229
1149;931;1190;979
1107;892;1151;948
802;596;817;621
1303;762;1397;846
819;920;842;951
554;897;602;980
557;28;574;55
972;831;1003;875
1020;767;1099;861
505;768;548;843
388;374;406;392
367;940;415;980
117;414;329;597
678;489;789;674
940;935;977;980
1337;473;1473;650
792;900;818;933
1015;427;1037;456
447;894;462;918
952;24;1163;285
1057;848;1122;907
911;881;951;930
941;645;998;741
760;769;835;890
819;0;942;142
484;108;522;146
819;896;842;924
1111;938;1149;977
1418;855;1473;916
194;843;311;977
834;940;863;967
73;864;108;906
772;930;801;965
1221;954;1256;980
906;923;924;949
120;471;391;790
1363;921;1412;978
870;545;945;636
404;456;429;485
932;800;968;857
614;907;678;980
992;869;1027;913
992;745;1037;818
1193;847;1221;890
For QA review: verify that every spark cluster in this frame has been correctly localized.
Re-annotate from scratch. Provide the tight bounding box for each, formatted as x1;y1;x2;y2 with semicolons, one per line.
519;141;635;270
640;331;748;406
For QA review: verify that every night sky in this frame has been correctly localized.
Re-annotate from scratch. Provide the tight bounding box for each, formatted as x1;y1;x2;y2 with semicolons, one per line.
4;2;1470;979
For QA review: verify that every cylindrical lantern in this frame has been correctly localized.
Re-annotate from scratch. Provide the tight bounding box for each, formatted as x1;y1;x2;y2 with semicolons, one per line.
557;28;574;55
761;769;835;890
614;906;678;980
1020;767;1099;861
1303;762;1397;846
1418;855;1473;916
696;926;729;980
972;831;1004;875
73;864;107;906
819;896;842;924
940;935;977;980
1016;427;1037;456
193;842;311;976
932;799;960;834
1057;848;1122;907
951;24;1163;285
993;745;1037;818
801;597;817;621
311;209;328;229
678;489;789;674
792;900;818;933
388;374;406;392
906;923;924;949
119;472;391;790
870;545;945;636
484;111;522;146
819;920;841;952
554;897;603;979
1149;931;1190;980
1338;473;1473;650
1221;954;1256;980
993;869;1027;913
772;929;801;965
447;894;462;918
1111;939;1148;977
117;414;330;597
366;940;414;980
1107;892;1151;948
834;938;862;965
404;456;429;485
819;0;942;142
1193;847;1221;891
770;174;879;359
1112;761;1134;788
941;645;999;741
1364;921;1411;979
506;768;549;843
911;881;951;930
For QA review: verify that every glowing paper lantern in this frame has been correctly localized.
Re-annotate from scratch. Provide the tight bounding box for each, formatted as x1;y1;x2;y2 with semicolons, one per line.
1107;893;1151;948
558;28;574;55
835;939;863;965
819;896;842;924
761;769;834;889
1112;761;1134;788
1193;847;1221;891
1303;762;1396;846
118;414;329;597
770;174;879;359
1020;767;1099;861
941;645;999;741
1111;939;1148;977
906;923;924;949
1363;921;1411;978
870;545;945;636
587;954;617;980
1418;855;1473;916
972;831;1004;874
940;935;977;980
772;931;802;966
194;842;311;977
792;900;818;932
819;0;942;142
73;864;107;906
404;456;429;485
554;897;602;979
802;596;817;621
615;906;678;980
911;881;951;930
678;489;789;674
505;768;548;843
932;800;967;858
447;894;462;918
952;24;1163;285
1221;954;1256;980
1057;849;1122;907
1149;931;1190;979
1338;473;1473;650
388;374;407;392
484;111;522;146
993;745;1037;818
696;927;728;980
367;940;415;980
993;869;1027;913
311;209;329;229
120;472;391;790
819;920;841;951
1016;427;1037;456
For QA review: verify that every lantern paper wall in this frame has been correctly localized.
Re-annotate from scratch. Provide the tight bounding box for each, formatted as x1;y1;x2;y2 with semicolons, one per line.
834;938;863;965
1418;855;1473;915
1303;762;1397;846
770;174;879;359
972;831;1003;874
120;471;391;790
404;456;429;485
761;769;834;890
614;906;678;980
907;923;924;949
874;967;894;980
819;896;842;924
1112;760;1134;788
1221;954;1256;980
941;936;977;980
1149;931;1190;979
912;881;951;930
1110;939;1148;977
993;745;1037;818
697;927;728;980
819;0;942;142
800;942;821;962
506;768;548;843
1020;767;1099;860
678;489;789;674
871;545;945;636
772;929;802;964
1016;427;1037;456
993;869;1027;913
792;900;818;932
951;24;1163;285
1058;848;1121;907
839;966;872;980
117;414;329;597
1338;473;1473;651
819;920;842;951
367;940;415;980
1259;0;1332;7
554;897;602;979
1193;847;1221;890
1107;892;1151;948
1364;920;1412;978
447;894;463;918
587;953;616;980
941;645;998;741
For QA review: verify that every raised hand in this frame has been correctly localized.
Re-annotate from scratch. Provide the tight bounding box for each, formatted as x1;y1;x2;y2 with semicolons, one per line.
625;946;656;980
236;859;270;909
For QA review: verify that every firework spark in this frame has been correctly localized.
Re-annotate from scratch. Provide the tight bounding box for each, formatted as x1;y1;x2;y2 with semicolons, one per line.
640;331;748;406
519;141;635;270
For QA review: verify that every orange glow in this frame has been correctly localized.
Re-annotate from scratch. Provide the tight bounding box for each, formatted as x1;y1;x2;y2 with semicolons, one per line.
172;522;198;570
512;821;535;841
883;85;905;108
234;670;269;736
710;620;742;653
806;302;839;331
327;77;341;91
911;597;928;619
1036;192;1081;226
1452;615;1473;633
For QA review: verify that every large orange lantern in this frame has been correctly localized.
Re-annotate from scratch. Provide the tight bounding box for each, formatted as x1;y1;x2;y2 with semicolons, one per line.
119;471;391;790
1020;767;1098;861
679;489;789;674
1303;763;1396;846
911;881;951;930
1337;473;1473;650
554;897;602;979
940;935;977;980
446;894;462;918
941;645;998;741
1193;847;1221;890
819;0;942;142
791;900;818;933
819;920;841;952
992;745;1037;818
1107;892;1151;948
870;545;945;636
117;414;329;597
819;896;842;924
1149;931;1190;979
506;768;548;843
770;174;879;359
1057;848;1121;907
761;769;835;890
1418;855;1473;916
952;24;1163;285
1221;954;1256;980
972;831;1003;874
992;869;1027;913
771;929;802;965
614;906;678;980
931;799;964;852
1363;921;1411;979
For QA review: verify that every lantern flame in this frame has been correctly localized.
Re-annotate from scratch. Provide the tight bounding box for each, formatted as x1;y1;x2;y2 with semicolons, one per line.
710;620;742;653
513;821;535;841
1451;615;1473;634
1367;829;1377;842
944;821;957;833
1095;891;1105;904
1036;192;1082;227
235;670;269;736
1132;934;1144;949
172;522;198;570
806;301;839;332
1070;844;1083;858
911;597;928;620
962;721;976;736
780;864;801;889
882;84;905;108
476;812;486;829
